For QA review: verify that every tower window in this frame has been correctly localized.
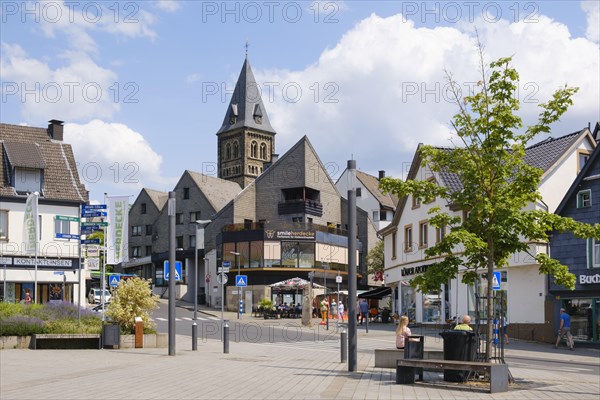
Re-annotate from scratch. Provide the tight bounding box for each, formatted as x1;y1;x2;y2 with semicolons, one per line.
251;141;258;158
260;143;267;160
226;143;231;160
233;141;239;158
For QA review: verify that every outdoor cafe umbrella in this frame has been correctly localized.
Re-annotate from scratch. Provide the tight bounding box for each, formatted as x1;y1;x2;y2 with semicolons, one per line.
269;277;324;291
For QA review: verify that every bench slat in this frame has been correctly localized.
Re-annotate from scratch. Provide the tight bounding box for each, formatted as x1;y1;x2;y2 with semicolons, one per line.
397;359;494;371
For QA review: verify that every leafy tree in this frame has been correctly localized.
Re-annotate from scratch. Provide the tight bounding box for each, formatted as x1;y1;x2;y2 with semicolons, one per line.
366;240;384;276
106;277;159;333
380;44;600;360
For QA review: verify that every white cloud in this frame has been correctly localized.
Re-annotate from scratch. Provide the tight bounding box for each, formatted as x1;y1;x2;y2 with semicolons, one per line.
1;42;120;123
255;12;600;180
186;73;202;83
64;120;173;200
155;1;182;13
582;1;599;42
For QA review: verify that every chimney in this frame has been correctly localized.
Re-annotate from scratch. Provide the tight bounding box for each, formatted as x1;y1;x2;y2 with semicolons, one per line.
47;119;64;141
378;170;385;180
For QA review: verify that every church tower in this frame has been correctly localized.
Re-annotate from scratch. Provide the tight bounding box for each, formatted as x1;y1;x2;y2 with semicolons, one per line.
216;56;276;188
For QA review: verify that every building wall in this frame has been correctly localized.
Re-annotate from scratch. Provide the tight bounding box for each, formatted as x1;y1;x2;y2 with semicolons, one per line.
129;191;162;257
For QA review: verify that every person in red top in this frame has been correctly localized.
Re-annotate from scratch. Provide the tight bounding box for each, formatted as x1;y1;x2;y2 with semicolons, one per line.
24;291;32;305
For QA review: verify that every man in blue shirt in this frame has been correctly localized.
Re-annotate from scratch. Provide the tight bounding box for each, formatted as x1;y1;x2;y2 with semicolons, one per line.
359;299;369;325
555;308;574;350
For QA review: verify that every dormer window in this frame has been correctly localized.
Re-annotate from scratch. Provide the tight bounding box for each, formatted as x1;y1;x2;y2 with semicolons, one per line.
3;141;46;195
253;104;263;124
229;104;238;125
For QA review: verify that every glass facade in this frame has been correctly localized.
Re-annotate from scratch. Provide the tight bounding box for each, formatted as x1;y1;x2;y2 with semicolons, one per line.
559;298;599;342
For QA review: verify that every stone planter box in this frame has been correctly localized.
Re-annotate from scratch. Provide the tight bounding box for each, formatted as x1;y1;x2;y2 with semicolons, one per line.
1;333;167;350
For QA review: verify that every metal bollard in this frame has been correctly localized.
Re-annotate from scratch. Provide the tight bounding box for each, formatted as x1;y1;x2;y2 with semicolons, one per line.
192;322;197;351
223;322;229;354
341;328;347;363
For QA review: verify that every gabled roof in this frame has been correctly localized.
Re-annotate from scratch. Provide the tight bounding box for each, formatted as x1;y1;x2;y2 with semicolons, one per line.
379;128;595;237
0;123;88;202
142;188;168;211
555;144;600;215
355;170;398;209
524;130;585;175
216;57;276;135
186;170;242;211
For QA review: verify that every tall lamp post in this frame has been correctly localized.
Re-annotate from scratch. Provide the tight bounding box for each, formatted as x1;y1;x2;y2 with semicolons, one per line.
230;251;241;319
194;220;211;321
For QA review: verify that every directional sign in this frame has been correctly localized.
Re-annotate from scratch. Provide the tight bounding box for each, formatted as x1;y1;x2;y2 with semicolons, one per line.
164;261;183;281
83;204;107;210
81;211;107;218
109;275;120;287
235;275;248;287
55;233;80;240
217;273;228;285
492;272;501;290
80;226;101;235
218;267;230;273
56;215;80;222
336;275;342;284
53;271;64;275
81;221;108;227
81;238;101;245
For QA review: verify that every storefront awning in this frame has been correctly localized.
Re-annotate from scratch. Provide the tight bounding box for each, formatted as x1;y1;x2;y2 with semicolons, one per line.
357;286;392;299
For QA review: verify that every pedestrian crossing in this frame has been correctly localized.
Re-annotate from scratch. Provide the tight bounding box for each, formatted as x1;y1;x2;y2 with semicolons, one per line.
154;316;218;322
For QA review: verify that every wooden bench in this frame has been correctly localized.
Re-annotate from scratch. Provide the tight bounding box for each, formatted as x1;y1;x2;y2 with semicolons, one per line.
374;349;443;368
31;334;101;350
396;359;509;393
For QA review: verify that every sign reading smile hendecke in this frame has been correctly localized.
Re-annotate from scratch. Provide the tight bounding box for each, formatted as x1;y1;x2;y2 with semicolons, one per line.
106;196;129;265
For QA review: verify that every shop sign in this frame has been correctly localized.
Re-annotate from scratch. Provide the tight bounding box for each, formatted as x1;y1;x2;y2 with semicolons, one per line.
579;273;600;285
2;257;77;269
401;264;430;276
264;229;315;241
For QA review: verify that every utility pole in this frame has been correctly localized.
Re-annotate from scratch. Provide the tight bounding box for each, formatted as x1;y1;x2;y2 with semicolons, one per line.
347;159;358;372
168;191;176;356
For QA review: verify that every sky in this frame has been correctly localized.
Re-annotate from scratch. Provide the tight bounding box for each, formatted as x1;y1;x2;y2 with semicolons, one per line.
1;1;599;203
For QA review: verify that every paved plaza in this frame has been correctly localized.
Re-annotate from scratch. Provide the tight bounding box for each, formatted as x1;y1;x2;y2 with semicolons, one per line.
1;306;599;400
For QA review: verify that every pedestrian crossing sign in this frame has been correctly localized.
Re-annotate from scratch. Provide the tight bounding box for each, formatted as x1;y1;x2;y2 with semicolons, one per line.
492;271;501;290
109;275;120;287
235;275;248;287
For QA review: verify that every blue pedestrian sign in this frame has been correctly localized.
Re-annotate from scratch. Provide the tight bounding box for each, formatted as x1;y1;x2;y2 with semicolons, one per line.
164;261;183;281
235;275;248;287
109;275;120;287
492;271;501;290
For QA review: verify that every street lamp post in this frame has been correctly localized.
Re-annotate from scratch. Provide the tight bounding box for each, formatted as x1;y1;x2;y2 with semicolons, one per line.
194;220;211;321
230;251;241;319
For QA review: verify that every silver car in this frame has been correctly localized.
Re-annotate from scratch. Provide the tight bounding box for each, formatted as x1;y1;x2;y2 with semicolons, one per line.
88;288;111;304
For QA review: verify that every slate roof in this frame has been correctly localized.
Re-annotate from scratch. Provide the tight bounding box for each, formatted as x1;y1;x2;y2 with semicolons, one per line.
216;57;277;135
355;170;398;209
186;170;242;211
0;123;88;202
143;188;168;211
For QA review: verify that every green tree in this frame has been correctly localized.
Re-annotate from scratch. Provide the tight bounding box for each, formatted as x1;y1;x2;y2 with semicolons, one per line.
366;240;384;276
106;277;159;333
380;45;600;360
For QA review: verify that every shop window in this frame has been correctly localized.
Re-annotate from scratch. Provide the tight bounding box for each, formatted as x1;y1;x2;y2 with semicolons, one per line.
561;299;595;341
577;190;592;208
401;284;416;323
422;291;442;323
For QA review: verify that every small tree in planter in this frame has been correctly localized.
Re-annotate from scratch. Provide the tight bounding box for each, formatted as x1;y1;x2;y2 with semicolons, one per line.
107;278;159;333
258;298;274;319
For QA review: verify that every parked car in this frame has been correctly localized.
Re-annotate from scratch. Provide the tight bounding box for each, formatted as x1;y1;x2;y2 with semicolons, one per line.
88;288;111;304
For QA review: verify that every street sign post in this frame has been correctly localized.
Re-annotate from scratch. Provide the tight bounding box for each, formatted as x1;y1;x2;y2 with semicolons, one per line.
56;215;80;222
81;221;109;227
80;238;100;245
56;233;80;240
492;271;501;290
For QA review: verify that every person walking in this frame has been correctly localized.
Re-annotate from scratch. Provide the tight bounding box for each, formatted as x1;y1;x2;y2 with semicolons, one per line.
395;315;411;349
337;302;345;321
555;308;574;350
359;299;369;325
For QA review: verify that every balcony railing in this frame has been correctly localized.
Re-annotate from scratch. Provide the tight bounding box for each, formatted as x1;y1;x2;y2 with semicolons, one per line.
278;199;323;217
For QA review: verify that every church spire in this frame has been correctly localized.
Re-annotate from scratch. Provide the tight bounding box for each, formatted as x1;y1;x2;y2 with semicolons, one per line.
216;57;276;136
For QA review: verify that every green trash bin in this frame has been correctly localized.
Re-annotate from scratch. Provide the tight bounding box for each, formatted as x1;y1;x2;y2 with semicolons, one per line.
439;330;476;382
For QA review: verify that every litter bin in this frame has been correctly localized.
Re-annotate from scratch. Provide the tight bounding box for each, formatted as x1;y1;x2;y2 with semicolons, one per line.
439;330;476;382
102;323;121;349
396;335;425;384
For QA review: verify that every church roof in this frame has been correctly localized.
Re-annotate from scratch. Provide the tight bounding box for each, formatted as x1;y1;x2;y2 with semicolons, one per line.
216;57;277;135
